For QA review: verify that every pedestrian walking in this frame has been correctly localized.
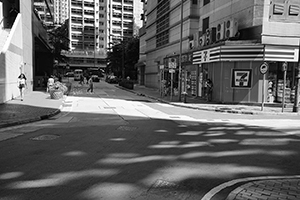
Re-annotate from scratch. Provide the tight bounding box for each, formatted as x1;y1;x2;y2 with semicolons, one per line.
79;74;84;85
87;76;94;93
17;73;27;101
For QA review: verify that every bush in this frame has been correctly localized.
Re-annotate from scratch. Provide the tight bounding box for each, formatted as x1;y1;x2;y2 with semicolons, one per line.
119;79;134;89
49;81;68;95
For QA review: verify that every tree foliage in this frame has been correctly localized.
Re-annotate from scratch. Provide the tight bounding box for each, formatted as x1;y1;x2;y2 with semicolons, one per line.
107;36;139;80
47;20;69;63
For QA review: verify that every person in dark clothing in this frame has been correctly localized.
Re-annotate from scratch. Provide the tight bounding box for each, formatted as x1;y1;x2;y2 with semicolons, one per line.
205;79;213;101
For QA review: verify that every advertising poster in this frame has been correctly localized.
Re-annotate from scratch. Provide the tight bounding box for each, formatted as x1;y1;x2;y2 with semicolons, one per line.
231;69;252;88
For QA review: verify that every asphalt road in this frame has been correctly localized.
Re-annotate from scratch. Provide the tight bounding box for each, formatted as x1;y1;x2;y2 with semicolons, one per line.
0;80;300;200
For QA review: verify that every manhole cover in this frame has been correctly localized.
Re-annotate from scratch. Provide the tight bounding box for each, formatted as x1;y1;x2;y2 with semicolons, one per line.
30;134;60;141
117;126;137;131
146;179;191;199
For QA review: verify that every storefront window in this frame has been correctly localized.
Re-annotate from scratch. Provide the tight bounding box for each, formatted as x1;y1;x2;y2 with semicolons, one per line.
267;62;297;103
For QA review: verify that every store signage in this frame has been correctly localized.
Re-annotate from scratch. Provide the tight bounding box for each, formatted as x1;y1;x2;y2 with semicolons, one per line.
231;69;252;88
168;58;177;69
169;69;175;73
259;62;269;74
202;50;211;63
282;61;288;71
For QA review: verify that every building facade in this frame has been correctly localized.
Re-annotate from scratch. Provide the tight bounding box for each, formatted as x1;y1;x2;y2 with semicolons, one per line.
64;0;142;72
143;0;300;104
0;0;51;103
53;0;68;25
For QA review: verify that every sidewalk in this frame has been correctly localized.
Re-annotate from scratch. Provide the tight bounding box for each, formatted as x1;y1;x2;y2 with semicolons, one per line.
225;178;300;200
131;85;300;116
0;91;64;128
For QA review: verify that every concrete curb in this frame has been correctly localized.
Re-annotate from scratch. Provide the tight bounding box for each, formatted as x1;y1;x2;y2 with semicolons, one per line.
116;85;300;116
0;108;62;129
0;98;65;129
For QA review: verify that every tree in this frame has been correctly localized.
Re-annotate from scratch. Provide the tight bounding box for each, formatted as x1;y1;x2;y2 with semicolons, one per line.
107;36;139;80
47;20;69;63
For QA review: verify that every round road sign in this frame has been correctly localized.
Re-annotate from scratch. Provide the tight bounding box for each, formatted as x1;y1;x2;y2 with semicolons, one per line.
259;62;269;74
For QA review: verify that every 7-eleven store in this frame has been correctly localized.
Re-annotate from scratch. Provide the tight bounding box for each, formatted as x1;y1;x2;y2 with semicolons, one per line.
192;42;299;104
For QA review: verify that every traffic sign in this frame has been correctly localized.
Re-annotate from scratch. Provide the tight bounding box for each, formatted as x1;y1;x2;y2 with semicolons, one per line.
259;62;269;74
282;61;288;71
169;69;175;73
168;58;177;69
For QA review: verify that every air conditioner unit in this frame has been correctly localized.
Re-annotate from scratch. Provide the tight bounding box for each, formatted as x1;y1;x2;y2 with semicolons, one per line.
216;22;225;41
225;19;238;39
198;34;206;47
205;27;216;45
189;40;194;49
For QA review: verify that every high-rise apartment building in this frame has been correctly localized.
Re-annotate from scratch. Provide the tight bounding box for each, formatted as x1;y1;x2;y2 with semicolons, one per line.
64;0;142;70
53;0;68;25
34;0;54;27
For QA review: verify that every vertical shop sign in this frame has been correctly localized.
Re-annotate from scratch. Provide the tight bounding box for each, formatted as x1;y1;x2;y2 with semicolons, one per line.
231;69;252;88
202;50;211;63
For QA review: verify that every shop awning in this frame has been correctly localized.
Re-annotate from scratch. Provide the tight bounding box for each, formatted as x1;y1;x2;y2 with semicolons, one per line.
264;45;299;62
193;44;299;64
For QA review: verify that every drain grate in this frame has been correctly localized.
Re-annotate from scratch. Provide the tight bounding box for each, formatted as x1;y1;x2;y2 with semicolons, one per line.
117;126;137;131
30;134;60;141
146;179;191;199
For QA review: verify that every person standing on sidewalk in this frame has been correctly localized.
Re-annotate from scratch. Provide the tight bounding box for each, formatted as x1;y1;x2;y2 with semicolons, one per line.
87;76;94;93
205;78;213;102
17;73;27;101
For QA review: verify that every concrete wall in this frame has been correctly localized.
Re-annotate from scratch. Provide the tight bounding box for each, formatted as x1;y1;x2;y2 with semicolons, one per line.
208;60;264;103
0;0;33;103
0;14;23;103
21;0;33;87
262;0;300;46
199;0;263;29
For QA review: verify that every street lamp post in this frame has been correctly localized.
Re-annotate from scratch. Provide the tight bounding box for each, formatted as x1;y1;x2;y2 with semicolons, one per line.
178;0;184;102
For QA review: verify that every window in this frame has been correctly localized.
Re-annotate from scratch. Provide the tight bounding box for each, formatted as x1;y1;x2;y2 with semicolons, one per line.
203;0;210;6
202;17;209;33
270;0;300;22
192;0;197;4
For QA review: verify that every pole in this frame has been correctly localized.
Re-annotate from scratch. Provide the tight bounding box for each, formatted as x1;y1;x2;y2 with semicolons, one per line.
293;42;300;112
122;43;125;79
170;72;174;101
261;74;265;111
178;0;184;101
282;67;287;112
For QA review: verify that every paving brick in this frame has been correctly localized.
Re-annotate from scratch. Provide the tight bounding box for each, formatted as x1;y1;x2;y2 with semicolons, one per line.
227;179;300;200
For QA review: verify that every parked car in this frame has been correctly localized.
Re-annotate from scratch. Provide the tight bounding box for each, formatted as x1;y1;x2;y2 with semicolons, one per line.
91;75;100;82
65;72;74;77
106;75;118;83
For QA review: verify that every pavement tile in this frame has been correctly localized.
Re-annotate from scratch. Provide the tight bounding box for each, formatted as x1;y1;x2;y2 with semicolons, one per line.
226;179;300;200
